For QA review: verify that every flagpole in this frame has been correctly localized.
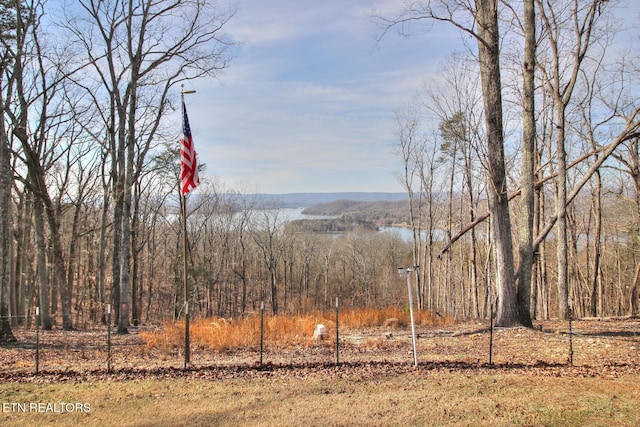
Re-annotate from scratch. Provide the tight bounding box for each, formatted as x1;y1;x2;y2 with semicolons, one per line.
181;85;196;368
182;190;189;368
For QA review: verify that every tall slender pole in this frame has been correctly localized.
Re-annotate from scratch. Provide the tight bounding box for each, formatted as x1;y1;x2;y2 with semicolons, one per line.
489;300;494;365
35;307;40;375
107;303;112;372
260;301;264;366
180;86;196;368
335;297;339;366
182;192;190;368
406;270;418;367
568;298;573;365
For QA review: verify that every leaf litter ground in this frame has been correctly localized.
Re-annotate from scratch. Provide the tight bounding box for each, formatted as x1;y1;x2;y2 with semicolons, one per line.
1;317;638;382
1;318;639;426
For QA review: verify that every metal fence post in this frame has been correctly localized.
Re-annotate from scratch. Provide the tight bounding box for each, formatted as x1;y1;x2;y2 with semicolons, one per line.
35;307;40;375
107;304;112;373
489;301;494;366
260;301;264;366
569;299;574;365
335;297;339;366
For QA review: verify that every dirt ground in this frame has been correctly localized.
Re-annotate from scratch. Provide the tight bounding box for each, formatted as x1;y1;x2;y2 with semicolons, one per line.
1;317;638;382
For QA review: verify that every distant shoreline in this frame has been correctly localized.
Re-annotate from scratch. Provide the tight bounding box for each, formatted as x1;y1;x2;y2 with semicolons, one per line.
246;192;407;208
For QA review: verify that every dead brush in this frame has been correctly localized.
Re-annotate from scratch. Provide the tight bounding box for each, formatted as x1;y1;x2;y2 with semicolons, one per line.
417;310;454;327
338;307;450;329
140;323;183;352
340;307;405;328
264;313;333;347
140;307;452;353
190;318;259;352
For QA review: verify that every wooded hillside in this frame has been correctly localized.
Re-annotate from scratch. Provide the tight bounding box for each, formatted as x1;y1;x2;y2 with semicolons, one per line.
1;0;640;341
302;200;409;226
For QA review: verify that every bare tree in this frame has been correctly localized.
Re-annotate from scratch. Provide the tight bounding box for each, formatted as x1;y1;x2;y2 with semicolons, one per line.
516;0;536;327
4;0;81;330
0;0;16;342
535;0;608;319
415;135;446;314
423;52;484;317
64;0;236;332
475;0;518;325
376;0;519;325
613;135;640;317
252;203;286;314
394;102;425;308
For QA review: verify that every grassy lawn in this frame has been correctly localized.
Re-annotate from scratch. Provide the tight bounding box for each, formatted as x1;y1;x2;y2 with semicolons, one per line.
1;369;639;426
2;317;638;426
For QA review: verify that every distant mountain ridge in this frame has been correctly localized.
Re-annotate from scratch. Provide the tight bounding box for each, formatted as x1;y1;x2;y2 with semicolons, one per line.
250;192;407;207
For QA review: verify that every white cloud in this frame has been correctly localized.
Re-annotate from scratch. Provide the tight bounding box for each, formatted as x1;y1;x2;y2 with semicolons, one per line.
187;0;466;193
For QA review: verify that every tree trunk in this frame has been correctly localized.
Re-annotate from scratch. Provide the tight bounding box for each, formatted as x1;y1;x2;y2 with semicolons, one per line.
631;262;640;318
270;261;278;315
117;106;136;334
12;192;29;327
43;199;73;330
111;175;123;323
555;104;570;320
33;198;53;330
446;141;457;316
0;103;16;343
516;0;536;328
629;140;640;317
15;125;72;330
536;0;608;320
98;180;110;324
66;198;84;326
475;0;518;326
590;170;602;317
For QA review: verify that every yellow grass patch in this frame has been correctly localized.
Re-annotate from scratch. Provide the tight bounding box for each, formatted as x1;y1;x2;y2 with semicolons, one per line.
2;372;639;427
140;308;452;353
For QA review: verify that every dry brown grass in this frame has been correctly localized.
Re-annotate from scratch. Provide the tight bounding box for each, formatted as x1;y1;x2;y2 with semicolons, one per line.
338;306;452;329
140;307;452;353
1;370;639;426
1;317;639;426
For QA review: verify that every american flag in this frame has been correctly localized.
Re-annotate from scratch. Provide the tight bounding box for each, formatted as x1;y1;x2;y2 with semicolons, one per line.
180;102;199;195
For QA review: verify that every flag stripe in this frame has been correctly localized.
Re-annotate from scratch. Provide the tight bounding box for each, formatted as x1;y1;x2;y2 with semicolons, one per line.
180;102;199;196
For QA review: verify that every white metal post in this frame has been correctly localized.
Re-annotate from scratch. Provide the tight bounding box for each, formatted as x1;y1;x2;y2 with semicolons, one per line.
399;267;419;367
406;269;418;367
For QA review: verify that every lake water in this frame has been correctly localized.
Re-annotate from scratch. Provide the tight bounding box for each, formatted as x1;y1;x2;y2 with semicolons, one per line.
269;209;443;243
281;209;445;243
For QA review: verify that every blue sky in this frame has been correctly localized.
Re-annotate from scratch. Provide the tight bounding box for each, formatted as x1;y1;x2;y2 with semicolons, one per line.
182;0;639;194
181;0;463;194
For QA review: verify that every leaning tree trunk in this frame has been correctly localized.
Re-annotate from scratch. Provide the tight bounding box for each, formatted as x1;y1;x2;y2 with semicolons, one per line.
17;131;73;330
631;262;640;318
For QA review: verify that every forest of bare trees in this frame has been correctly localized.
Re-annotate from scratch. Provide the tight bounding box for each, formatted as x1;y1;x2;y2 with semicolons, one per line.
383;0;640;325
1;0;640;341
